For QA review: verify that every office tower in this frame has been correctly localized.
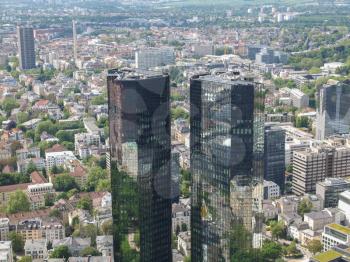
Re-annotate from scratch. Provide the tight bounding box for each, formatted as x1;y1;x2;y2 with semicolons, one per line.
292;137;350;196
72;20;78;63
17;26;36;70
107;69;172;262
135;48;175;69
264;123;286;193
316;80;350;140
190;73;265;261
316;178;350;208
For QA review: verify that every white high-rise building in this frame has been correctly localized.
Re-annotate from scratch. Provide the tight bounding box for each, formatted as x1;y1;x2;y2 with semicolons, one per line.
135;47;175;69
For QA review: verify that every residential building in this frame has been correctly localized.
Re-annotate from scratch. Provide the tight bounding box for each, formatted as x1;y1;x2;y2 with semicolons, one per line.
17;157;45;173
264;123;285;192
96;235;113;257
0;219;9;241
262;180;280;200
304;210;334;231
52;237;91;257
322;223;350;251
190;73;265;261
45;150;76;170
108;68;172;261
74;132;100;159
316;178;350;208
177;231;191;257
135;47;175;69
0;241;13;262
292;137;350;195
24;239;47;261
17;26;36;70
289;89;309;108
172;203;190;233
16;147;41;161
316;80;350;140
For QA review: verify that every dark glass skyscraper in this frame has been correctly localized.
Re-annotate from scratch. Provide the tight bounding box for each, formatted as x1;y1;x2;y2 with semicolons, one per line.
108;69;172;262
264;123;285;193
316;80;350;140
17;26;36;70
190;74;265;261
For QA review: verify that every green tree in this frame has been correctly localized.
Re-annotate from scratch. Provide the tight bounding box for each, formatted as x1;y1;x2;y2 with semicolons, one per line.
79;224;98;246
270;221;286;240
171;107;189;120
261;240;283;261
6;190;30;213
80;246;101;257
26;161;38;175
16;112;29;124
184;256;191;262
91;95;106;105
285;241;299;256
44;193;55;206
96;179;111;192
295;116;310;129
77;196;93;213
101;220;113;235
18;256;32;262
50;245;71;260
9;231;24;253
2;97;19;115
307;239;323;255
298;199;313;217
85;166;107;191
54;173;78;191
181;223;188;231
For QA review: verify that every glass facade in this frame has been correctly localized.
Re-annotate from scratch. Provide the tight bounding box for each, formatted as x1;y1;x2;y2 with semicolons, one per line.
264;124;285;193
316;81;350;140
108;69;172;262
190;75;265;262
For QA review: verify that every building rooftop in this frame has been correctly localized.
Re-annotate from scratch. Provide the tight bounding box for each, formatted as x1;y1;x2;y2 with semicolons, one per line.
108;68;165;80
327;223;350;235
313;250;343;262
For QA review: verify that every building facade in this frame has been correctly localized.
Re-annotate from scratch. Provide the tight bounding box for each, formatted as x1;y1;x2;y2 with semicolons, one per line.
108;69;172;262
292;138;350;195
264;123;285;193
17;26;36;70
190;73;265;261
316;178;350;208
316;80;350;140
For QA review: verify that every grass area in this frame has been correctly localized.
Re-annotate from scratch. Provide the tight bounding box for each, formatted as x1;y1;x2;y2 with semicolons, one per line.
328;223;350;235
313;250;342;262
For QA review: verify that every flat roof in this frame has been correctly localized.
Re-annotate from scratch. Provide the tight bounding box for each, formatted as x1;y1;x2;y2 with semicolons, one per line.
313;250;343;262
327;223;350;235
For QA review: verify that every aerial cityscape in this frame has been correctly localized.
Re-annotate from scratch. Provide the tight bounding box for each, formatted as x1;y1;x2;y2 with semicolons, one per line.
1;0;350;261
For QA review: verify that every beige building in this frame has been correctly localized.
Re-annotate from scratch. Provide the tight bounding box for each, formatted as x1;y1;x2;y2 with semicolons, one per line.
293;137;350;195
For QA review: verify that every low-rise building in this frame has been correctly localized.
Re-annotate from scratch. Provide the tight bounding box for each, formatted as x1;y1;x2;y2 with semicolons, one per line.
172;203;190;233
24;239;48;261
96;235;113;257
0;241;13;262
263;180;281;200
177;231;191;257
316;178;350;208
0;219;9;242
322;223;350;251
304;210;334;231
52;237;91;257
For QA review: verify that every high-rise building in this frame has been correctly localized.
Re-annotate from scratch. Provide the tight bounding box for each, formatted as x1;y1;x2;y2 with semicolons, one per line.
316;80;350;140
264;123;286;193
292;137;350;196
17;26;36;70
190;73;265;261
135;48;175;69
107;69;172;262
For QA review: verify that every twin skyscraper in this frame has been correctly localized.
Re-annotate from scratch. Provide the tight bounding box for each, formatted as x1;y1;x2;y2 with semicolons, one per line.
107;68;265;262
